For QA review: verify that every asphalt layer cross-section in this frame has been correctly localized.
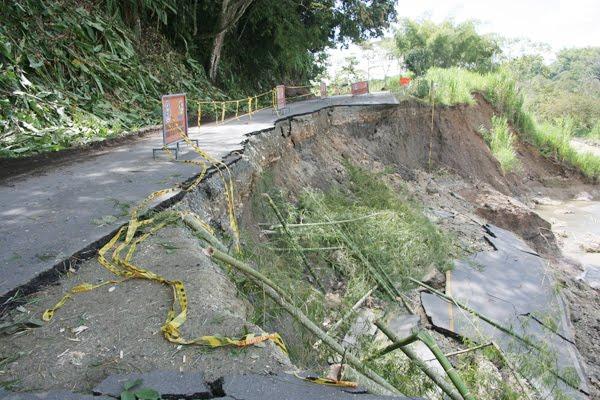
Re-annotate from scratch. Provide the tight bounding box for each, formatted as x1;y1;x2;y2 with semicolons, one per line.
0;93;398;298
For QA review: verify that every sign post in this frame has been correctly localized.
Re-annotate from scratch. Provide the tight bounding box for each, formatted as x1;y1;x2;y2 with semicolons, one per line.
320;82;327;98
400;77;412;87
275;85;286;113
153;93;198;159
351;81;369;96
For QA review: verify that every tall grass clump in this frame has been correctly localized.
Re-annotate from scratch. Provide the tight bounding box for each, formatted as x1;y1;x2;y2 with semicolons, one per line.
480;116;520;173
411;67;600;180
586;120;600;141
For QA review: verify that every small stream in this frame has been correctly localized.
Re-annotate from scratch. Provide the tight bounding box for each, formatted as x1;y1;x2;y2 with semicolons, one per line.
536;199;600;289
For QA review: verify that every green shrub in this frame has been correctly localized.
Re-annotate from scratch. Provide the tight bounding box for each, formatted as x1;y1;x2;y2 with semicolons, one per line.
480;116;520;173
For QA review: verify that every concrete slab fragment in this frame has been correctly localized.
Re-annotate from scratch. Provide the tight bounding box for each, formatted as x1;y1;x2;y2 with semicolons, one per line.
221;373;421;400
0;391;111;400
421;224;589;398
92;370;211;399
483;224;539;256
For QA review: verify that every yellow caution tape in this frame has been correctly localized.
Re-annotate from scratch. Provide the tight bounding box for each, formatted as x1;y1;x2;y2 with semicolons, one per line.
295;374;358;388
41;126;280;353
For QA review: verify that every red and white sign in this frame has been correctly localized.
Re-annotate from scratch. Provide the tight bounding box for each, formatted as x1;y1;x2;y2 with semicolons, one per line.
276;85;286;110
320;82;327;98
400;77;412;86
161;93;188;146
351;81;369;96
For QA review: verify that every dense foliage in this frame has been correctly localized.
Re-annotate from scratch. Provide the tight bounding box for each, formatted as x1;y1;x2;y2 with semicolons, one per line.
395;19;501;75
505;47;600;137
0;0;396;157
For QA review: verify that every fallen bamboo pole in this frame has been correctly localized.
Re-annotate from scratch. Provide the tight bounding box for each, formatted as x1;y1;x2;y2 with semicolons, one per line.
374;320;463;400
206;246;401;395
265;212;388;230
182;214;228;254
262;193;324;291
416;330;475;400
423;342;492;361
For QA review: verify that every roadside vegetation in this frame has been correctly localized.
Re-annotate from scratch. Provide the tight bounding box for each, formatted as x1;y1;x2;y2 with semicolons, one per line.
239;163;452;366
0;0;396;157
230;162;570;399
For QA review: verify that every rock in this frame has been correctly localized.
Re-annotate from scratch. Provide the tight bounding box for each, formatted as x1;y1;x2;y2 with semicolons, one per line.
578;266;600;289
420;267;445;289
425;183;439;195
342;308;378;347
325;292;342;309
387;314;420;338
574;192;593;201
531;197;561;206
581;241;600;253
221;373;420;400
92;370;211;399
0;391;111;399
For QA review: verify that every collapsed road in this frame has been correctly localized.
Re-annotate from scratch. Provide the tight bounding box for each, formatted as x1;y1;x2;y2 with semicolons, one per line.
0;94;598;399
0;93;397;300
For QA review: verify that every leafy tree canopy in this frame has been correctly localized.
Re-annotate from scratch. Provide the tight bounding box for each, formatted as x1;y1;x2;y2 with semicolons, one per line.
395;19;501;75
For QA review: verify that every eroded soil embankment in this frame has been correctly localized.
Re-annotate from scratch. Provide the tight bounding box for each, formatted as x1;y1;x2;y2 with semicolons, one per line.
0;100;598;398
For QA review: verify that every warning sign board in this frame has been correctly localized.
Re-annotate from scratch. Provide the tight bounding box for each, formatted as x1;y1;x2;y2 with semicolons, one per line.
276;85;286;110
351;81;369;96
320;82;327;98
161;93;188;146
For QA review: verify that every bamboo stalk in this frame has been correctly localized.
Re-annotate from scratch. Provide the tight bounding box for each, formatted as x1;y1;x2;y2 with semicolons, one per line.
206;246;401;395
262;193;324;291
416;330;475;400
374;320;463;400
423;342;492;361
313;285;378;349
490;341;536;400
182;214;228;254
364;329;419;361
205;246;295;306
265;212;387;230
271;246;343;252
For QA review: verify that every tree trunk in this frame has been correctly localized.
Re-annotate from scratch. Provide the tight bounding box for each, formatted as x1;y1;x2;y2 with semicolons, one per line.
208;0;254;82
209;30;227;81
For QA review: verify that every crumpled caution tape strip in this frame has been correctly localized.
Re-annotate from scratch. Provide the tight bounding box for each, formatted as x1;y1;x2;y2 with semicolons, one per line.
42;129;286;354
294;374;358;388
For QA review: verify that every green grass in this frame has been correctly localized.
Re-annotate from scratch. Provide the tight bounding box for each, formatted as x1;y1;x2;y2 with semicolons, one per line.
410;67;600;180
480;116;520;173
237;162;452;370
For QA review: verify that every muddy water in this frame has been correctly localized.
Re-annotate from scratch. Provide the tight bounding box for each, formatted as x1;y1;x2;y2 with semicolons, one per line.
537;200;600;288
